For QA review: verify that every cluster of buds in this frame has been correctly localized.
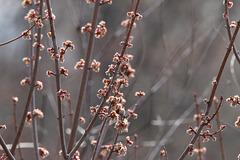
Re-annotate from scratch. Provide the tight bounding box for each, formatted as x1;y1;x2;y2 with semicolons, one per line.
187;125;225;143
72;151;80;160
127;11;143;20
113;52;133;63
24;9;43;28
81;23;92;34
230;21;236;28
57;89;70;100
38;147;49;159
46;70;56;77
193;147;207;155
0;125;7;130
59;40;75;63
0;153;6;160
223;0;233;8
95;21;107;39
226;95;240;107
47;40;75;63
44;9;56;20
74;59;100;72
128;109;138;119
79;117;86;124
91;59;101;72
20;77;31;86
101;144;112;151
60;67;69;77
119;41;133;48
113;142;127;157
47;32;52;38
22;57;31;66
34;33;43;40
21;0;34;8
22;30;31;40
26;109;44;123
36;81;43;91
74;59;85;70
135;91;145;97
125;136;133;146
33;42;45;51
222;1;233;19
119;62;135;79
12;97;19;103
114;118;129;134
33;109;44;118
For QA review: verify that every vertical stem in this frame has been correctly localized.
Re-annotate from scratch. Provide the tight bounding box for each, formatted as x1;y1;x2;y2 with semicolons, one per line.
10;0;43;154
13;102;23;160
30;14;40;160
134;134;138;160
194;93;202;160
67;0;101;152
68;0;141;157
224;0;240;64
214;97;225;160
45;0;68;159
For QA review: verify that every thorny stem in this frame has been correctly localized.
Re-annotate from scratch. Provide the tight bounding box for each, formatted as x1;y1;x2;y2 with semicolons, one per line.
46;0;68;159
67;0;101;152
13;101;23;160
193;93;202;160
0;135;15;160
224;0;240;64
0;23;35;47
10;0;44;154
214;97;225;160
68;0;141;157
178;20;240;160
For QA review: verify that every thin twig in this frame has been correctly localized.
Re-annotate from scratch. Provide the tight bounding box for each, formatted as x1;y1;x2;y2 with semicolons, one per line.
0;23;35;47
67;0;101;152
10;0;44;154
0;135;15;160
134;134;138;160
214;97;225;160
91;84;122;160
68;0;141;157
12;100;23;160
30;4;42;159
178;20;240;160
193;93;202;160
46;0;68;159
106;134;119;160
224;0;240;64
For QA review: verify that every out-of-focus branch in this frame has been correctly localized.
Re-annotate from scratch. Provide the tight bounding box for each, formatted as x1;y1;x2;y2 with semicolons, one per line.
67;0;101;153
178;20;240;160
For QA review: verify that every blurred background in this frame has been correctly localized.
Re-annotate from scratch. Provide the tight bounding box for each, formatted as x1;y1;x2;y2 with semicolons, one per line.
1;0;240;159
